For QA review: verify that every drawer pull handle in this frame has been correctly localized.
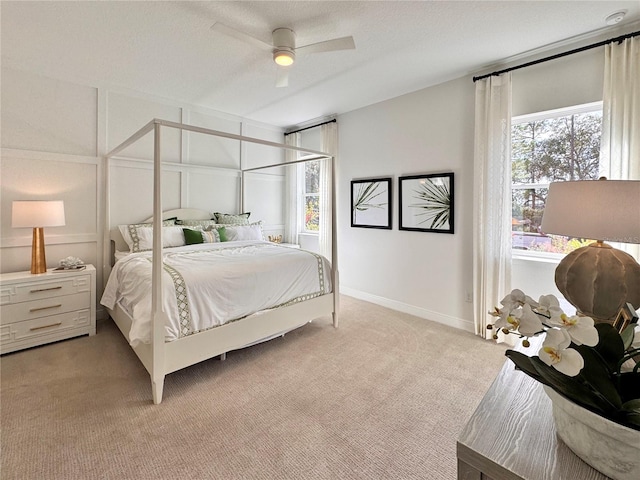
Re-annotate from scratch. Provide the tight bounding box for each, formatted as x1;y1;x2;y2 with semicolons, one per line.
30;286;63;293
29;304;62;312
30;322;63;331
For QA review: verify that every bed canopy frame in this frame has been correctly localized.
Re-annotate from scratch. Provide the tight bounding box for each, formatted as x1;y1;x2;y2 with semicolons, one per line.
103;118;338;404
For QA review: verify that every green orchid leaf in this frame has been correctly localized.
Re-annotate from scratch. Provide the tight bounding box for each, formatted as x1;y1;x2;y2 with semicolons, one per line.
574;344;622;409
505;350;547;384
507;349;614;415
594;323;625;370
529;356;617;415
620;323;635;351
618;372;640;403
621;399;640;428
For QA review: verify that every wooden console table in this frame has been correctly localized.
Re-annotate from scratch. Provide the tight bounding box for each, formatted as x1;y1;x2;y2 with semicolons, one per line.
457;348;610;480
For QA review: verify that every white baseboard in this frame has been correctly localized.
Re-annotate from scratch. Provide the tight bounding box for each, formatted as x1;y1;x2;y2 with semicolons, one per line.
340;286;475;333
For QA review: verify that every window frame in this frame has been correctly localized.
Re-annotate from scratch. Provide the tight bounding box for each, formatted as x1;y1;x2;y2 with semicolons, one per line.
511;101;603;261
298;153;321;235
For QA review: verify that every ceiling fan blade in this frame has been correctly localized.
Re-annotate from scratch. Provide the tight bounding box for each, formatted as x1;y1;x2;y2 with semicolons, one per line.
210;22;272;51
296;36;355;55
275;66;290;88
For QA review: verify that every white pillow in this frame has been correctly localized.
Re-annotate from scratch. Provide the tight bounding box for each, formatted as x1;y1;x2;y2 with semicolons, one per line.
224;222;264;242
118;220;176;251
130;226;188;252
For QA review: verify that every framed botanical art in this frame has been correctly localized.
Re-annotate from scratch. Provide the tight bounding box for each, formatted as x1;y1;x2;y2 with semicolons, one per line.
399;172;454;234
351;177;392;229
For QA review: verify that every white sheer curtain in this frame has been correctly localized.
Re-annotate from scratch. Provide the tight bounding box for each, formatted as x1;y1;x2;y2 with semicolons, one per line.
284;133;300;245
319;122;337;261
472;73;513;339
599;36;640;260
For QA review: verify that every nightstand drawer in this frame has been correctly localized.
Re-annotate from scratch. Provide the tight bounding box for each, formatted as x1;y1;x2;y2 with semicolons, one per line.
0;275;91;305
0;309;91;347
0;292;90;324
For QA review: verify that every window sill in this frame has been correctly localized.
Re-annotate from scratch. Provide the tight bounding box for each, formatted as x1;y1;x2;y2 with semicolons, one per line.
512;250;563;264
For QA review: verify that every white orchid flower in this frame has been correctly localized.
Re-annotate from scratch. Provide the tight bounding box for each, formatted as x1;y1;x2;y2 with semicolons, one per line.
516;303;544;336
538;328;585;377
489;306;509;328
548;313;599;347
489;305;520;332
537;294;563;318
500;289;539;309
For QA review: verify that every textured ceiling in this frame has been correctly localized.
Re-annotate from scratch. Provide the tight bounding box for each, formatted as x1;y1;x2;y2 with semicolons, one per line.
2;1;639;127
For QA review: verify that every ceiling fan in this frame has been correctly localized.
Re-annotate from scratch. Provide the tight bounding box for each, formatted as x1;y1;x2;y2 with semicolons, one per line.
211;22;356;87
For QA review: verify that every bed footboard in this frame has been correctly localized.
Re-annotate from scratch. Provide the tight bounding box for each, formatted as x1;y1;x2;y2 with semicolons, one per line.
108;293;335;403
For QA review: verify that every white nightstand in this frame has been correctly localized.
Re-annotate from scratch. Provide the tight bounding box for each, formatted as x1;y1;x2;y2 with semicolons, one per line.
0;265;96;354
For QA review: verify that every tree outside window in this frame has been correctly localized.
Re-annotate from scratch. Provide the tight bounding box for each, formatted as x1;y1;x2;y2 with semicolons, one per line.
303;160;320;232
511;104;602;254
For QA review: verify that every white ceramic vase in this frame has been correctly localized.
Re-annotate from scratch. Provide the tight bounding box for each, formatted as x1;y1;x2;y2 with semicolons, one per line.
544;386;640;480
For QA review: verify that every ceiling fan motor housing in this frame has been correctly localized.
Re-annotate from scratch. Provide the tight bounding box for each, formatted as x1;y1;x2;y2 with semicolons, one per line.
272;27;296;64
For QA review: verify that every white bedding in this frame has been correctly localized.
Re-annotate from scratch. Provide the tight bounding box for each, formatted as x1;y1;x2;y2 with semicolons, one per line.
101;240;332;346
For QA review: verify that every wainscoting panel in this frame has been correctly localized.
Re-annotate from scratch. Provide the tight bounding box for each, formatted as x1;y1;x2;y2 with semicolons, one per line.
183;110;241;169
106;92;182;162
108;159;182;226
183;167;240;216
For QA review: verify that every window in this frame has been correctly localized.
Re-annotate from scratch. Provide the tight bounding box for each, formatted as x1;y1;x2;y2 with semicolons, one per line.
301;157;320;232
511;102;602;254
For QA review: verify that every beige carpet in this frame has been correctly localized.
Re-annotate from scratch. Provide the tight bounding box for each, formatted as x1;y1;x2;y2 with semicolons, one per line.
1;295;507;480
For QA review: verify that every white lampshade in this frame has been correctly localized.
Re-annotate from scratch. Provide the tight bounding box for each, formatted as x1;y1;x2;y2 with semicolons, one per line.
541;179;640;244
12;201;66;228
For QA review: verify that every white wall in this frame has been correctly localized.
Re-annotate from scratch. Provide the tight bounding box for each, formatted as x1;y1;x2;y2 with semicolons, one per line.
338;75;476;331
0;68;285;315
337;44;606;331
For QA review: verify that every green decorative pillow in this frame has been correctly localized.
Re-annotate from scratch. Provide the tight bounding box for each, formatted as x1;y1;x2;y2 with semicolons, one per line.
217;226;228;242
214;212;251;225
183;228;204;245
204;225;228;243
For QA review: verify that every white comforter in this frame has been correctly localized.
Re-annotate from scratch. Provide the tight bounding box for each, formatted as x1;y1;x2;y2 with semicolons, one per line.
101;241;332;346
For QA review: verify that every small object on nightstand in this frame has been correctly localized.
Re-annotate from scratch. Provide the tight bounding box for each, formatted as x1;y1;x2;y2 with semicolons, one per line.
53;256;86;272
52;265;86;272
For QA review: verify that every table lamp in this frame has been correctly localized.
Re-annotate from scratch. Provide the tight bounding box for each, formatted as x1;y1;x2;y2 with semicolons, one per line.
11;200;66;274
540;179;640;322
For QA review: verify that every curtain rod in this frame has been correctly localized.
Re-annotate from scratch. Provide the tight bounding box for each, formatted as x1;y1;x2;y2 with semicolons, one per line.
284;118;336;136
473;30;640;82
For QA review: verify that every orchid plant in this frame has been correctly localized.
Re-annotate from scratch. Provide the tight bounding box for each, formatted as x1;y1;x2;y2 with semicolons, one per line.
489;289;640;431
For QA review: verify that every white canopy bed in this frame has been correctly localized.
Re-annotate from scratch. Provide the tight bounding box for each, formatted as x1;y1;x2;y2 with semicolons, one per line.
101;119;338;404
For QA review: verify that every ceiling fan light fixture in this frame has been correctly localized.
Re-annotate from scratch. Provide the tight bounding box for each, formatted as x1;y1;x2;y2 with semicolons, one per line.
274;50;295;66
273;50;296;67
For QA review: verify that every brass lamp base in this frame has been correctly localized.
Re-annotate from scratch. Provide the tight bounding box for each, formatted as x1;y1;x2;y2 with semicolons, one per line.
31;227;47;274
555;241;640;323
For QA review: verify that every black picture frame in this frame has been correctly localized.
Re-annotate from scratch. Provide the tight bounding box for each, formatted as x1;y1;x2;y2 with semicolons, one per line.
351;177;392;229
399;172;454;234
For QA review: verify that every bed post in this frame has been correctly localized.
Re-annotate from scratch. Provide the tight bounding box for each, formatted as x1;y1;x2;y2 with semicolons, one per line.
151;121;166;404
102;155;112;287
331;155;339;328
